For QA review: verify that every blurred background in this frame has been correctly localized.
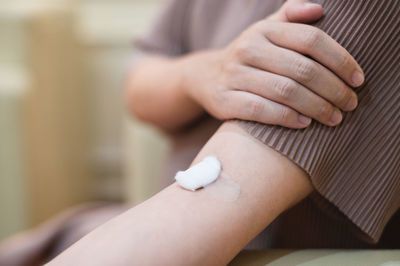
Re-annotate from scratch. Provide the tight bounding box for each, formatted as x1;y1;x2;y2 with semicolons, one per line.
0;0;170;241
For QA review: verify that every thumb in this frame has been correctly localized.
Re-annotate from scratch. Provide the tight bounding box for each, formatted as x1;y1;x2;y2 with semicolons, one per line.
267;0;323;23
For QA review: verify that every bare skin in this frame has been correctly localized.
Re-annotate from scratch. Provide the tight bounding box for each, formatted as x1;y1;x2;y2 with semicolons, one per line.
126;0;363;132
49;1;363;265
49;122;312;266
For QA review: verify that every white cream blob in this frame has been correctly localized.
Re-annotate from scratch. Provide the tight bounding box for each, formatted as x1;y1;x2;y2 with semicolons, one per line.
175;156;221;191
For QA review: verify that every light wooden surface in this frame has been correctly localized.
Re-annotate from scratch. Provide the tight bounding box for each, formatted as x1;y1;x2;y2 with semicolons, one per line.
230;250;400;266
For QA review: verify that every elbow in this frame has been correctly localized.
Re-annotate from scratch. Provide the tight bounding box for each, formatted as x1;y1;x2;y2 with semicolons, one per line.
124;72;147;122
124;84;181;133
124;74;170;130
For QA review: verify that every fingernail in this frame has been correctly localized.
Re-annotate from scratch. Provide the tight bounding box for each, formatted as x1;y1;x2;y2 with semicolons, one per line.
352;71;364;87
330;109;342;125
345;96;358;110
304;2;320;8
298;114;312;125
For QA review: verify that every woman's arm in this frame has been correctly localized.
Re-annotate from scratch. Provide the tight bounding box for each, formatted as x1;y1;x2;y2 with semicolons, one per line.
125;1;363;132
49;122;311;266
124;53;213;132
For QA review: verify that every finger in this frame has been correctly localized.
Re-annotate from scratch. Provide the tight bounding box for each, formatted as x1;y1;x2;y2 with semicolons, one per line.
285;0;324;22
241;41;358;112
259;22;365;87
228;90;312;128
231;66;343;126
267;0;323;23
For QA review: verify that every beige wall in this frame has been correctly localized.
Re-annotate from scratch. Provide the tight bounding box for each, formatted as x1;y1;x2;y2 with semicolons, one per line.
0;73;29;240
0;5;34;239
75;0;168;203
0;0;167;239
23;6;92;225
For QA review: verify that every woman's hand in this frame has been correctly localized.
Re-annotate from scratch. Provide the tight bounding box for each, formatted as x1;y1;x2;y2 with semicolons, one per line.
182;0;364;128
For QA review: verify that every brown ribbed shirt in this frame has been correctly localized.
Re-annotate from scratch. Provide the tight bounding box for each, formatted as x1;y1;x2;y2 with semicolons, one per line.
134;0;400;249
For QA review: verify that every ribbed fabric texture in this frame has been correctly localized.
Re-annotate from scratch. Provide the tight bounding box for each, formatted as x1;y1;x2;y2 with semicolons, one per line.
237;0;400;243
134;0;400;247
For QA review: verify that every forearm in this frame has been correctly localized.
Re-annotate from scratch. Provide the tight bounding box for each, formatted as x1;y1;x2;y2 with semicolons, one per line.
49;122;312;266
125;51;219;132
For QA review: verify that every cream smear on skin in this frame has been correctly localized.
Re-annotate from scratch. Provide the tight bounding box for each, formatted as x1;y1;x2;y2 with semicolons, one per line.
175;156;240;202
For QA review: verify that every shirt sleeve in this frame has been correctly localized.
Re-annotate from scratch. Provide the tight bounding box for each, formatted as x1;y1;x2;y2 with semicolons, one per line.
133;0;192;57
235;0;400;244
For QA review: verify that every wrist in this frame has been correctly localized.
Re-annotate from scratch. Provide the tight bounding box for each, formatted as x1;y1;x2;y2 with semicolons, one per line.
178;50;222;106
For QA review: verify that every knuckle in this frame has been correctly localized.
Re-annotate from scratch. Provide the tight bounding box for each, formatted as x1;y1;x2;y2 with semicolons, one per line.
234;40;256;62
293;58;317;83
278;106;291;123
334;87;352;107
216;109;228;120
275;79;296;100
215;111;229;120
245;99;264;119
251;20;266;32
223;63;242;78
317;104;334;121
215;95;231;119
303;27;324;50
337;53;350;69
